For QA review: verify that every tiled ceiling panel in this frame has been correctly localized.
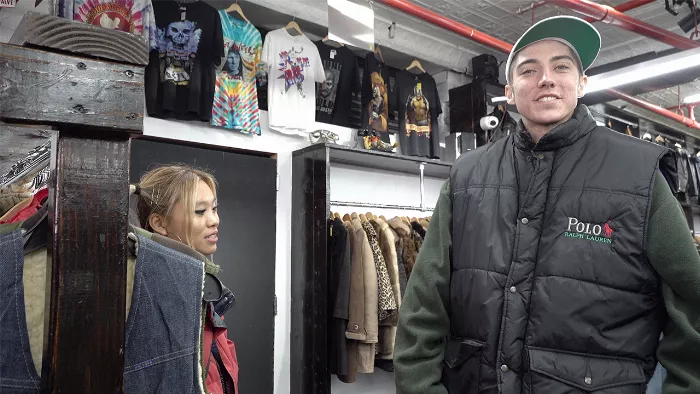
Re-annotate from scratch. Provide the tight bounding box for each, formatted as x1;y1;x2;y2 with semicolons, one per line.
401;0;699;121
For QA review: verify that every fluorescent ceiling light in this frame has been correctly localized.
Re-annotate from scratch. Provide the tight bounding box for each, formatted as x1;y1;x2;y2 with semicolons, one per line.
585;46;700;94
328;0;374;29
683;93;700;104
491;96;508;103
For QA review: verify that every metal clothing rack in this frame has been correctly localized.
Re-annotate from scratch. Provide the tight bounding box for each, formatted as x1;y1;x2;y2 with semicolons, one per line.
331;163;434;212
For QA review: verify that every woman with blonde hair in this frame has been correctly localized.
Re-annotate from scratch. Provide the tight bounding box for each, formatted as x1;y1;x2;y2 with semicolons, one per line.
130;164;238;394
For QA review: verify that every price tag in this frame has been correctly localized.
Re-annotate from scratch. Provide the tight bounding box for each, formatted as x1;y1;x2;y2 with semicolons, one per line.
330;50;336;60
180;6;186;21
417;82;422;91
0;0;16;8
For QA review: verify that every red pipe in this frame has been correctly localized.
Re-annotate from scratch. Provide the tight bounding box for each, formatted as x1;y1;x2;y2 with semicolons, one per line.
375;0;513;54
582;0;655;23
376;0;700;129
545;0;700;49
608;90;700;128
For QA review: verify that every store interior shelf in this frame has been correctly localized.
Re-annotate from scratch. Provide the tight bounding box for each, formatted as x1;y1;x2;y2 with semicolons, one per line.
296;143;453;178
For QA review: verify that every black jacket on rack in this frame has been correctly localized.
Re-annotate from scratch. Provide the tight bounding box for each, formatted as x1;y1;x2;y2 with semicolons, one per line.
687;155;699;198
674;146;690;194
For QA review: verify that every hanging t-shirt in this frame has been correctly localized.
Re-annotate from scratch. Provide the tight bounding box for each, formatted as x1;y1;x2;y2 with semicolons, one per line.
396;70;442;159
145;1;224;122
314;41;356;127
261;28;326;135
361;53;391;143
256;27;271;112
211;12;264;135
58;0;156;48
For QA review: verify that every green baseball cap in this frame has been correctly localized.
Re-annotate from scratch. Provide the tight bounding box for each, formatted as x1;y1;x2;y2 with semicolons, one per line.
505;15;601;84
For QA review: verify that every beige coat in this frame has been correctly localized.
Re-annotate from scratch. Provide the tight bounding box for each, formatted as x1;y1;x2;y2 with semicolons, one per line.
351;218;378;373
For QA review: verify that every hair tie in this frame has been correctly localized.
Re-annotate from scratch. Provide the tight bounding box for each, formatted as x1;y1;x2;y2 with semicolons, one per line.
129;184;141;195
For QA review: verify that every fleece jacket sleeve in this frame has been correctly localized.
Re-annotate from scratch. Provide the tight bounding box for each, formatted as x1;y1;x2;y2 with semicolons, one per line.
646;170;700;394
394;180;452;394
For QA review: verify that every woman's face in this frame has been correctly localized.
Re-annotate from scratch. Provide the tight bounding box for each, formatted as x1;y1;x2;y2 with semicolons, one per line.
161;180;219;255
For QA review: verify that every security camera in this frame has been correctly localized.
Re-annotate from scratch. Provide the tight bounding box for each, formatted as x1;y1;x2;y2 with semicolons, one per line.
480;116;499;131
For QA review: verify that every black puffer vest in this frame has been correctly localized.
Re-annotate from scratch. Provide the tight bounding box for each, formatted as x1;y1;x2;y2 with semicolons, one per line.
444;105;672;394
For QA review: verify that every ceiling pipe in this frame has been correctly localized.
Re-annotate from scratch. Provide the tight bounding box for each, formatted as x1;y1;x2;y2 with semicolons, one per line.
608;90;700;128
544;0;700;50
374;0;512;54
374;0;700;129
582;0;655;23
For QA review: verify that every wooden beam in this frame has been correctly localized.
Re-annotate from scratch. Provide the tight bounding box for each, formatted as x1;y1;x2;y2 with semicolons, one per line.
0;123;51;176
42;130;130;393
10;12;148;66
0;44;144;132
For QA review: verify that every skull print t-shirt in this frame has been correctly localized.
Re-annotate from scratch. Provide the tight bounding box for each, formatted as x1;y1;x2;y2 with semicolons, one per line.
145;1;224;121
261;28;326;136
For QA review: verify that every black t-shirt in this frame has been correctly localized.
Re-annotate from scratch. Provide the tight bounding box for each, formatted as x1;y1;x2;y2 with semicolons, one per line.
146;1;224;121
396;70;442;159
256;26;271;111
314;42;356;127
361;53;391;143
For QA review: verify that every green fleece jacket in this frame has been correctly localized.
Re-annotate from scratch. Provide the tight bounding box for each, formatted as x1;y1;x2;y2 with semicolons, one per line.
394;172;700;394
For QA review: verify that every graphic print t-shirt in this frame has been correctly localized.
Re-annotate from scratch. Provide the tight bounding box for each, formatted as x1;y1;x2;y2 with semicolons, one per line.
145;1;224;121
211;13;264;135
59;0;156;48
314;41;356;127
262;28;326;135
396;70;442;159
361;53;392;143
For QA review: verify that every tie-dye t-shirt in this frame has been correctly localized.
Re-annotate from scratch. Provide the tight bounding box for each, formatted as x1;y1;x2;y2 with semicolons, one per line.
211;12;264;135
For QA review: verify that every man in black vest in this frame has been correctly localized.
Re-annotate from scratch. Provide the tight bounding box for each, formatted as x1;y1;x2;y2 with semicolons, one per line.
394;15;700;394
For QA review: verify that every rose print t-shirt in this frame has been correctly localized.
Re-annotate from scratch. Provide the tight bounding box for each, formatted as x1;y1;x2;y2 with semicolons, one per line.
211;12;264;135
261;28;326;136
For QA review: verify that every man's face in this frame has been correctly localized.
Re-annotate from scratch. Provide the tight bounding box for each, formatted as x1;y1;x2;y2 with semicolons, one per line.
320;69;334;98
505;40;588;131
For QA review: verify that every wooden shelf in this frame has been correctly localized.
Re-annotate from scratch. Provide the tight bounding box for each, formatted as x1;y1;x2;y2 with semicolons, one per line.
294;143;453;179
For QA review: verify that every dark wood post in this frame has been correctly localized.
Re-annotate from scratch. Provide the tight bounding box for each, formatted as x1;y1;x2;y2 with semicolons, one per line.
1;13;147;393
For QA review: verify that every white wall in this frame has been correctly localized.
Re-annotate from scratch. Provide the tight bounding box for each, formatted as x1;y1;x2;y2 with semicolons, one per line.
143;111;446;394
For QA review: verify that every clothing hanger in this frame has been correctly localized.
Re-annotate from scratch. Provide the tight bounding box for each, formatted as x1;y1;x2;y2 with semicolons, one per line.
343;213;351;222
410;217;418;222
351;212;358;220
655;135;665;143
286;17;303;36
359;213;368;223
379;215;386;221
225;1;249;24
405;59;426;73
322;35;344;47
334;212;341;220
374;45;385;63
366;212;375;221
625;126;633;136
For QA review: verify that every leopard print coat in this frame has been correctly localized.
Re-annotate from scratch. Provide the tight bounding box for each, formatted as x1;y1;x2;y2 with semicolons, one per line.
362;221;397;322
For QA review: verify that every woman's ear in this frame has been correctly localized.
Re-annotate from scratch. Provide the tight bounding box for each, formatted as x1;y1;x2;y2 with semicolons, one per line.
148;214;168;236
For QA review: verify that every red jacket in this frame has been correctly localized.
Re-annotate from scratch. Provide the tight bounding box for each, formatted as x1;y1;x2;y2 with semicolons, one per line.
203;307;239;394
